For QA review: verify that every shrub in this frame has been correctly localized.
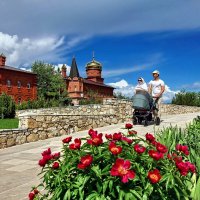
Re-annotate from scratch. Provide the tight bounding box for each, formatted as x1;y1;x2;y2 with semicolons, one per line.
172;90;200;106
29;124;196;200
0;93;16;119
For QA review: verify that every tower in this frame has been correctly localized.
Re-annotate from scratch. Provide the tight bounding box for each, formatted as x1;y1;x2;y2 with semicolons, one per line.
86;54;104;83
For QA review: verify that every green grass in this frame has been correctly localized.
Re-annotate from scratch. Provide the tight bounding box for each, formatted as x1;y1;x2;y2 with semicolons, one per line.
0;118;19;129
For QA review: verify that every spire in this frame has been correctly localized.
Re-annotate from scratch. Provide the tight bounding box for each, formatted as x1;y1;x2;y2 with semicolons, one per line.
69;57;80;78
92;51;95;61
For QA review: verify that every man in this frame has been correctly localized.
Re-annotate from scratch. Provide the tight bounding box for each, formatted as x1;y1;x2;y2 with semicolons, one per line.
148;70;165;125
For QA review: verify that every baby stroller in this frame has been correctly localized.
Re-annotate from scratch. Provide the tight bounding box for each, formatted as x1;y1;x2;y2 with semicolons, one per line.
132;90;160;126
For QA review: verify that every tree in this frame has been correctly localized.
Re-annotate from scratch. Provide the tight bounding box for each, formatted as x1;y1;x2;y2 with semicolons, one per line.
0;93;16;119
31;61;67;100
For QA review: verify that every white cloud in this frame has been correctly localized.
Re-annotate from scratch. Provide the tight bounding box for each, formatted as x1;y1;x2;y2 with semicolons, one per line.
107;79;178;103
0;0;200;37
109;79;128;88
181;82;200;90
0;32;90;67
103;64;151;78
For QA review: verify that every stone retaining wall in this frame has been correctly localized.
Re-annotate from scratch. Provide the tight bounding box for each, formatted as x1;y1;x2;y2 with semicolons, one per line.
1;99;200;149
0;99;132;149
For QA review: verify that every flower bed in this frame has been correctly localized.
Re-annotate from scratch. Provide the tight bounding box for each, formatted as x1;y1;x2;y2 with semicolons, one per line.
29;124;197;200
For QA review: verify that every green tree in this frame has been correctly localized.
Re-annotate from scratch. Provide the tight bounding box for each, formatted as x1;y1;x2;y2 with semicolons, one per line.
31;61;67;100
0;93;16;119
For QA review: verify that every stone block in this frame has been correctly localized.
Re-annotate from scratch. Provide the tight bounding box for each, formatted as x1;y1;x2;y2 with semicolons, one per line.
27;133;39;142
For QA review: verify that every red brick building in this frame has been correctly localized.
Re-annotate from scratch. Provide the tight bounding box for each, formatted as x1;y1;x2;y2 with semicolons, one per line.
0;54;37;104
62;57;114;104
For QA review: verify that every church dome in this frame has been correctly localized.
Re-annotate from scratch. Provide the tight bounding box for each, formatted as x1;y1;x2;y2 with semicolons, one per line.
86;58;102;70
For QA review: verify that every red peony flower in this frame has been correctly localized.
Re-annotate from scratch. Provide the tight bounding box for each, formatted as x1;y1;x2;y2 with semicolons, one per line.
185;162;196;173
149;150;164;160
105;134;113;140
87;133;103;146
78;154;93;169
109;142;122;155
134;144;146;154
38;158;47;167
41;148;51;156
175;144;189;155
125;123;133;129
176;161;189;176
128;130;137;135
52;152;60;159
88;129;98;137
69;138;81;150
147;169;162;184
110;158;135;183
52;162;60;169
145;133;155;142
34;188;39;194
62;136;72;143
156;142;168;153
121;136;133;144
28;192;35;200
113;132;123;141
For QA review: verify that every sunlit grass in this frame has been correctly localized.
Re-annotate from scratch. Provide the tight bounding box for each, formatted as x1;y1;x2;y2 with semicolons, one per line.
0;118;19;129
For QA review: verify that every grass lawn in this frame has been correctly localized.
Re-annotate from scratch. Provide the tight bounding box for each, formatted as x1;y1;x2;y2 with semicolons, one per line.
0;118;19;129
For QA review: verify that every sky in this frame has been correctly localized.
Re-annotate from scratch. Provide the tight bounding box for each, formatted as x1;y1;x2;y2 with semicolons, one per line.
0;0;200;102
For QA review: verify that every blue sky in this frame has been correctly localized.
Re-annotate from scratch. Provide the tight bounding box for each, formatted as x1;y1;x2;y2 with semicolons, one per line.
0;0;200;102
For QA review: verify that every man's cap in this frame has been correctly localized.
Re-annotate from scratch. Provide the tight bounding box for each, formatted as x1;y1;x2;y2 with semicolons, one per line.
152;70;159;75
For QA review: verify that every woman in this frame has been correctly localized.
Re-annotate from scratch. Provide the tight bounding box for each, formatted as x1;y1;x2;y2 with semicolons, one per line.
135;77;148;93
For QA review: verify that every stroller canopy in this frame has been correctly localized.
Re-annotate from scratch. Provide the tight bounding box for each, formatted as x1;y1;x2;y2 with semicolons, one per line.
132;90;153;110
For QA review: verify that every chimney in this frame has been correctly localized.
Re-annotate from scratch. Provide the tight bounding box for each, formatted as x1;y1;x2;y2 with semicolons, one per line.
61;64;67;78
0;53;6;67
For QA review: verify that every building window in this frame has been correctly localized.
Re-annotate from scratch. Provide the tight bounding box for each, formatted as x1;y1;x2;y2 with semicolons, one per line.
17;81;21;88
7;80;11;87
27;83;31;89
74;86;77;91
18;97;21;104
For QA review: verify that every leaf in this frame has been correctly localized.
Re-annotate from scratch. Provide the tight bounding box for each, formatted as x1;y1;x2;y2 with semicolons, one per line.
85;192;98;200
130;190;142;199
63;189;71;200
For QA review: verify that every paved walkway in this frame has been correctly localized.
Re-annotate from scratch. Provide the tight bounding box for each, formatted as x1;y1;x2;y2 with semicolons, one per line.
0;112;200;200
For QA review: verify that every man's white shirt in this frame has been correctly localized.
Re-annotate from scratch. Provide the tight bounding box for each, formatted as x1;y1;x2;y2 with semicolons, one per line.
149;79;165;96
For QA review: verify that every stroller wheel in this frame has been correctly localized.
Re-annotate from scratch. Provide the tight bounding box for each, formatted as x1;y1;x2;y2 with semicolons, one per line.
144;119;148;126
138;118;143;125
133;117;137;125
155;117;160;125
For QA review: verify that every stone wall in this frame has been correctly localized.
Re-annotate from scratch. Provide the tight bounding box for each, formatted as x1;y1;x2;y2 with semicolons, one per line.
1;99;200;149
0;99;132;149
161;104;200;115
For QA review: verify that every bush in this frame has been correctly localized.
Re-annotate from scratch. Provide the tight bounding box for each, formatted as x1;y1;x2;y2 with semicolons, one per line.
16;97;72;110
156;117;200;199
172;91;200;106
79;98;103;105
29;124;197;200
0;93;16;119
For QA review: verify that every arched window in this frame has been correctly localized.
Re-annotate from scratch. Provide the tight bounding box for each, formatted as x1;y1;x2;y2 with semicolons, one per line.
7;80;11;87
27;83;31;89
17;81;21;88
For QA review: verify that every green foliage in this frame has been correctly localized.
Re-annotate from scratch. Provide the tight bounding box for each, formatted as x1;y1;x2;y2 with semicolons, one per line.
79;98;102;105
31;61;67;100
16;97;71;110
172;90;200;106
0;93;16;119
0;118;19;129
30;125;195;200
114;92;133;100
79;89;103;105
156;116;200;199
